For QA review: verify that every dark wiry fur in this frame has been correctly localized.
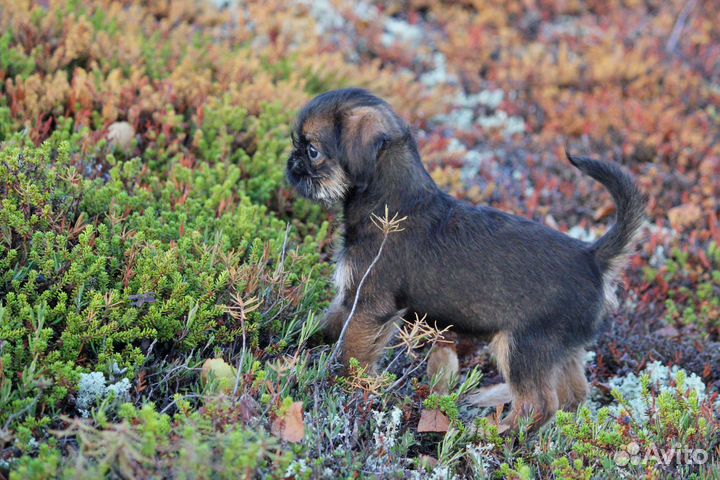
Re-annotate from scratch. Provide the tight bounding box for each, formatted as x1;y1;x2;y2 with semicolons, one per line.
286;88;647;429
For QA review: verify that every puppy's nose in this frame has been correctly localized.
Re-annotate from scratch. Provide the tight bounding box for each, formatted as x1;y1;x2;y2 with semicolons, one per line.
288;156;304;174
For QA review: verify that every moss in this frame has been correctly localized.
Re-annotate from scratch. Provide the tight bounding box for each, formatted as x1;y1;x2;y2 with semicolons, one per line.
422;393;460;421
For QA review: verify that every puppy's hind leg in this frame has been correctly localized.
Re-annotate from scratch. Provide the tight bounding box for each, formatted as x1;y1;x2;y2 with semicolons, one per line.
504;371;560;430
491;331;561;430
556;349;589;411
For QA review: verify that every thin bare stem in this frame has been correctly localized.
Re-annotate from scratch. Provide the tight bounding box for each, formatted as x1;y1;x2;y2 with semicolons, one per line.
280;222;290;267
232;315;246;397
386;346;435;392
329;233;388;367
328;205;407;370
382;348;404;374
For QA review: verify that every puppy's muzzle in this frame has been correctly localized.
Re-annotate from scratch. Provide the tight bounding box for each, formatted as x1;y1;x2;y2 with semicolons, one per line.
287;155;304;175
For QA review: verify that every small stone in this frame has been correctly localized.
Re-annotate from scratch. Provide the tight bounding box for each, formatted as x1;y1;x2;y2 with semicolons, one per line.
654;326;680;337
107;121;135;152
200;358;237;393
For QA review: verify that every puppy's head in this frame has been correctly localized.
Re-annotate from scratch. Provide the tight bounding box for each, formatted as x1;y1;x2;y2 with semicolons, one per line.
286;88;405;204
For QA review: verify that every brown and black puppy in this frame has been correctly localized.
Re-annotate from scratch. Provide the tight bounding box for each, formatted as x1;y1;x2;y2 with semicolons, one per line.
286;88;646;429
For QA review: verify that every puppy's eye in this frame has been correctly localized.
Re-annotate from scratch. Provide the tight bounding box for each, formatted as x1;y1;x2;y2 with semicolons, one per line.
307;144;320;161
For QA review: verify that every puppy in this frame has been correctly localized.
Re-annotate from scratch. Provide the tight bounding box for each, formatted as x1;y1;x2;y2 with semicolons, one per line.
286;88;645;429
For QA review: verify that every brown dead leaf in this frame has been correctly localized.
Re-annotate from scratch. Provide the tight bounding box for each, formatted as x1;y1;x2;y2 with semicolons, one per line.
271;401;305;442
668;203;702;231
135;370;147;395
417;409;450;433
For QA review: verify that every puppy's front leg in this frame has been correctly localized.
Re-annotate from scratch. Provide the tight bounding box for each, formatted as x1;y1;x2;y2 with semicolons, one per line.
321;296;348;342
342;307;398;372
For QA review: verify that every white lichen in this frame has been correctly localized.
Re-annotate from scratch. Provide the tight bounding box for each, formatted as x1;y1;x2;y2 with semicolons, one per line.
476;110;526;136
433;89;525;136
466;443;493;477
106;378;131;402
372;406;403;451
295;0;344;34
76;372;107;416
456;89;504;109
366;406;404;471
76;371;131;417
413;464;456;480
381;17;423;47
607;361;710;422
420;52;458;87
285;458;311;478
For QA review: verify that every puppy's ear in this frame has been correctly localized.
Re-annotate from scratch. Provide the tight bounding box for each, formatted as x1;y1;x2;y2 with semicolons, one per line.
342;106;394;191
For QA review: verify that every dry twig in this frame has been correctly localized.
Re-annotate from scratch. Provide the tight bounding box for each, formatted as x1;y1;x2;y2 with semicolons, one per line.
329;206;407;369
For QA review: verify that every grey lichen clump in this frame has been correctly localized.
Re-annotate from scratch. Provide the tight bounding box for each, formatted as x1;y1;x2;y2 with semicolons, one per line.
607;361;712;422
76;372;131;417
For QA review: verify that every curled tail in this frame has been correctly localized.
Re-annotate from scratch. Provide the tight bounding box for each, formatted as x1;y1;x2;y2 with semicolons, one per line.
566;152;646;276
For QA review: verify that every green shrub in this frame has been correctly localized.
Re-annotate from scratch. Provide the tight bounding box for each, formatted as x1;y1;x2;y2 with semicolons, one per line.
0;106;331;436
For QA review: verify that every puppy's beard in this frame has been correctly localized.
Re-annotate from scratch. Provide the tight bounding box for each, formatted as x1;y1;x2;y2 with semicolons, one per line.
287;162;350;205
310;167;350;205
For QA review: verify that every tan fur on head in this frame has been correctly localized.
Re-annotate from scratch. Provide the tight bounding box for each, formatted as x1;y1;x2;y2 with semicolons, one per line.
343;105;399;146
301;116;331;143
340;104;405;188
